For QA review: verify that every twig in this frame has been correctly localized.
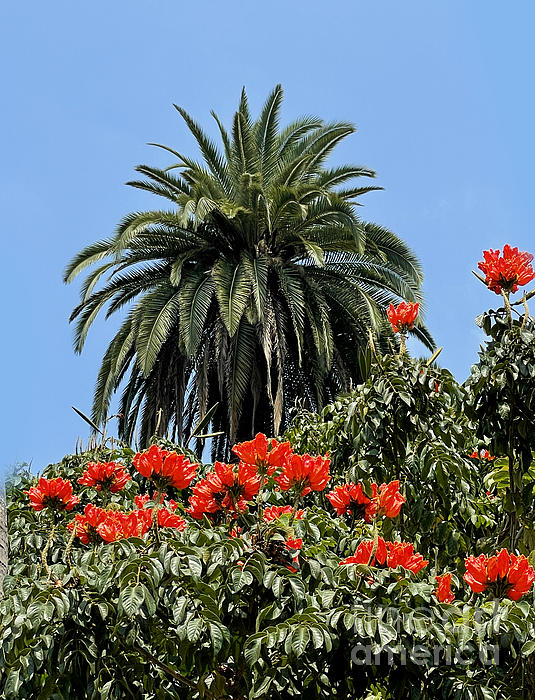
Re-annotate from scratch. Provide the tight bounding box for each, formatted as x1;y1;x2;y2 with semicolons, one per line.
132;642;200;692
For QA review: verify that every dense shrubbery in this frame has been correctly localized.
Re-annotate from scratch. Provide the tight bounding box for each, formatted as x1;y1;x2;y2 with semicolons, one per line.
2;246;535;699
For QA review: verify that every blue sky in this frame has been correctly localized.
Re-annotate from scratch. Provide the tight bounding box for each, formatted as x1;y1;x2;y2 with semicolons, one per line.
2;1;534;472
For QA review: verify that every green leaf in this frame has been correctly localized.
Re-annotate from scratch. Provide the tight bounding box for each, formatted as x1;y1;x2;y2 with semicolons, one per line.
118;585;144;618
186;617;203;643
244;637;262;665
291;626;310;657
231;567;254;592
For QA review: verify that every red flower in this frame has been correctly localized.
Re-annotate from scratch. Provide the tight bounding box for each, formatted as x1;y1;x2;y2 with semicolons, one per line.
478;245;535;295
284;537;303;573
275;453;330;497
326;483;378;522
232;433;293;476
469;449;495;461
387;301;419;334
78;461;131;493
263;505;305;522
133;445;197;490
340;537;387;567
68;504;109;545
464;549;535;600
134;492;166;508
285;536;303;552
97;510;149;542
435;574;455;603
134;493;187;531
327;480;404;522
386;541;428;574
340;537;428;575
186;462;260;519
26;477;80;512
69;506;151;544
376;480;405;518
157;508;187;531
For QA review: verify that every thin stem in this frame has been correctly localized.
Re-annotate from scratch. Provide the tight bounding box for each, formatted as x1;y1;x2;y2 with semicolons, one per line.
288;491;302;527
256;475;265;525
399;332;407;356
65;518;78;568
521;292;530;329
153;491;161;544
41;521;56;581
131;642;201;692
501;289;513;325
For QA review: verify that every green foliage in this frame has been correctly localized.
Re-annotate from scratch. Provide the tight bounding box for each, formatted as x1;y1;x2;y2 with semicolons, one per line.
285;353;495;567
468;312;535;468
466;309;535;552
64;86;432;457
3;287;535;698
2;433;535;699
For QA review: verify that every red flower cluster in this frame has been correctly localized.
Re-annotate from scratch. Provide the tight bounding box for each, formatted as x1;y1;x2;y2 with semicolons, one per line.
469;449;495;461
275;453;330;497
478;245;535;295
284;536;303;573
232;433;293;476
263;505;305;522
186;462;260;519
285;536;303;552
78;461;131;493
326;480;405;522
26;478;80;512
376;481;405;518
327;482;377;521
464;549;535;601
435;574;455;603
68;505;149;544
133;445;197;490
135;494;186;531
340;537;428;575
69;496;186;545
387;301;419;334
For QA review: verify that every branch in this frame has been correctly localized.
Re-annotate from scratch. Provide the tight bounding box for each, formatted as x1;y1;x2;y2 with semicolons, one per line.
132;642;199;692
511;287;535;306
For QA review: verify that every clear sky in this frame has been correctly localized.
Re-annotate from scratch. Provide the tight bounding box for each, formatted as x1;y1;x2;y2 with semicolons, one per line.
2;0;534;472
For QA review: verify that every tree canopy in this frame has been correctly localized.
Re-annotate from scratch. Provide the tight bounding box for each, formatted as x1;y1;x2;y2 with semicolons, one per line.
65;86;432;457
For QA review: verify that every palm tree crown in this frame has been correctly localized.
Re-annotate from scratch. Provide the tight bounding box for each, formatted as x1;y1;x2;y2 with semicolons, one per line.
65;85;433;457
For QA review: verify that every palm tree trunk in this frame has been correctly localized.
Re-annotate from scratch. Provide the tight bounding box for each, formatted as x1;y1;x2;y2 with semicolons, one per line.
0;478;7;596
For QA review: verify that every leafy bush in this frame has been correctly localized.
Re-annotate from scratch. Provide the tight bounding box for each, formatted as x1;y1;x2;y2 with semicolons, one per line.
2;246;535;699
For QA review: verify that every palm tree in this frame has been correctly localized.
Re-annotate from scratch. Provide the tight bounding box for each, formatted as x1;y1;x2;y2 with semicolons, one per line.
65;86;433;457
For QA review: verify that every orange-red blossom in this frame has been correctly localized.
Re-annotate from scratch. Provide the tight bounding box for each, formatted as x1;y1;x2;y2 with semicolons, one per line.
186;462;260;519
326;480;405;522
340;537;428;575
232;433;293;476
78;461;131;493
387;301;419;334
263;505;305;522
26;477;80;512
478;245;535;295
435;573;455;603
464;549;535;601
275;453;330;497
133;444;197;490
